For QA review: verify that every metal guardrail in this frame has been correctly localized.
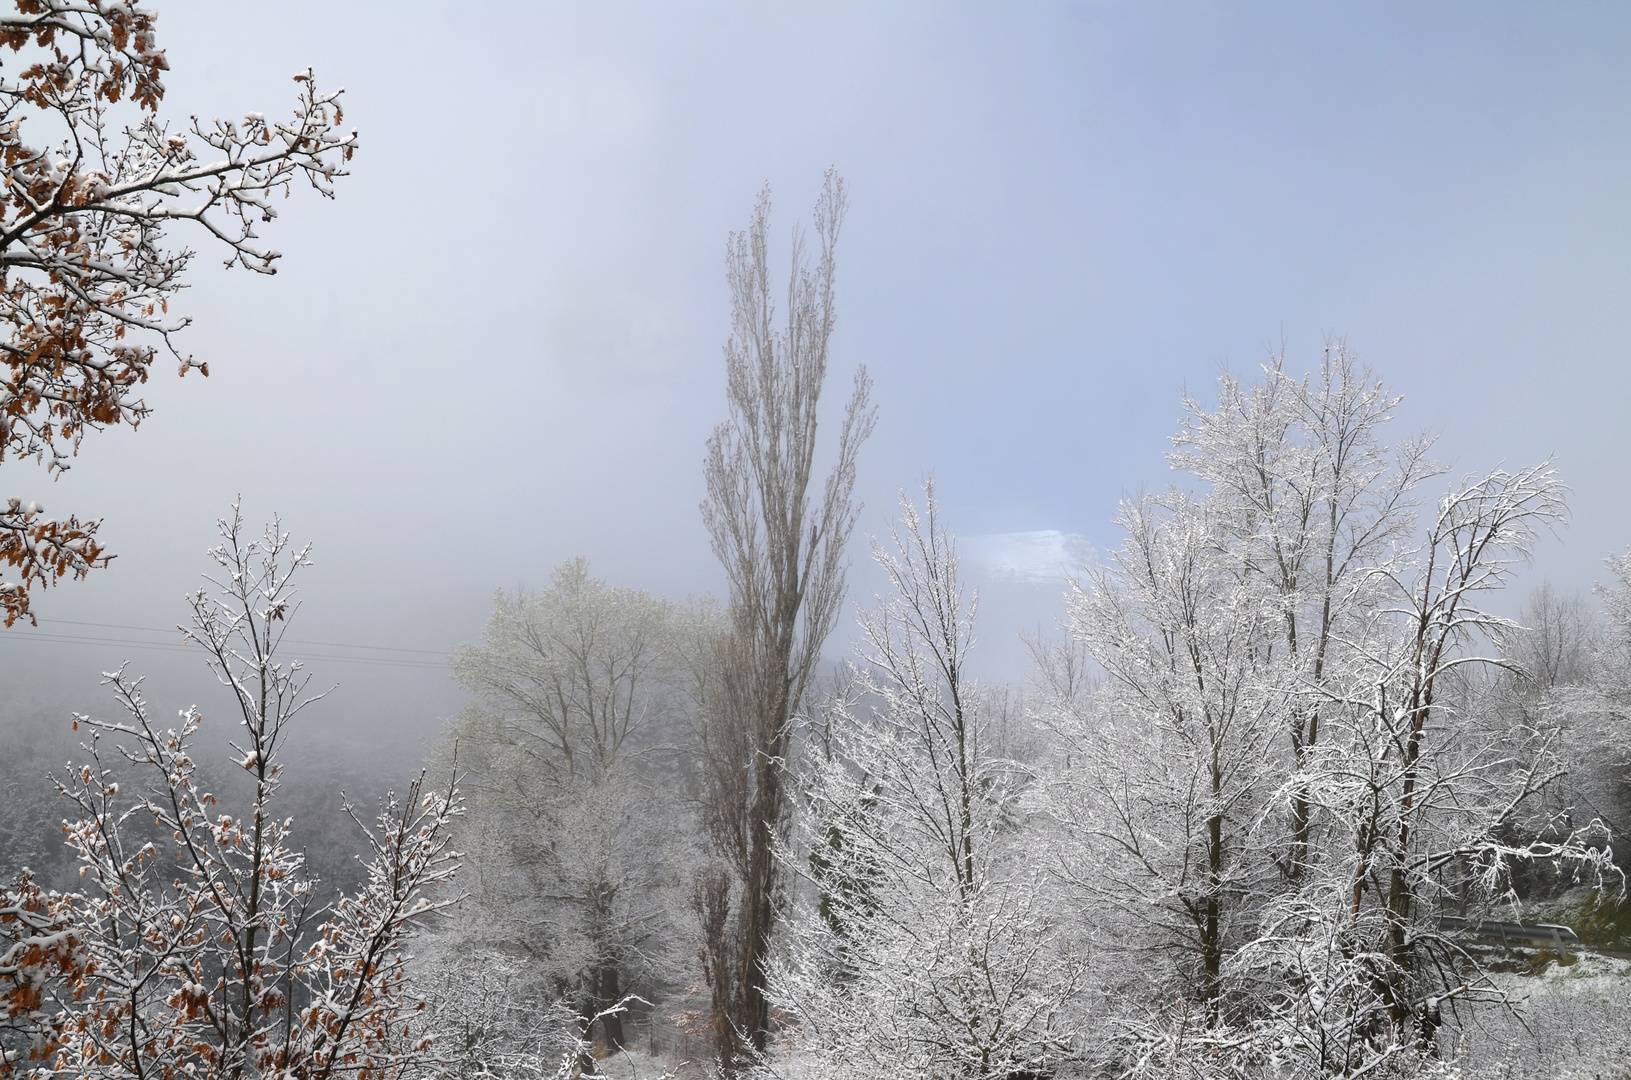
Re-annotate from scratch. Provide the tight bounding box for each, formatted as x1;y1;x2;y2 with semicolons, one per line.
1437;916;1581;951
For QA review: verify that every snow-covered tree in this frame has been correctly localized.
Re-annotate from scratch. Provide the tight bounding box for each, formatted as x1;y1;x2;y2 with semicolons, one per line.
1041;354;1621;1076
443;559;700;1054
773;482;1079;1080
12;504;459;1080
1587;550;1631;784
1487;582;1623;880
1043;350;1438;1028
1511;583;1598;694
1053;486;1280;1011
1224;465;1619;1075
415;955;646;1080
1166;345;1438;882
1491;547;1631;878
0;869;82;1076
0;1;355;624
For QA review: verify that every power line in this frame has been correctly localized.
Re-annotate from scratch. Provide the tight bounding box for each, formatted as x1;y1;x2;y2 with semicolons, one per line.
40;619;449;655
0;621;451;671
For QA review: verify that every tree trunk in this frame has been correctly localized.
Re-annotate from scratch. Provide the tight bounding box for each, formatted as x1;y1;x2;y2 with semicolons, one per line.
599;965;624;1052
692;863;735;1074
1203;811;1224;1005
737;747;783;1054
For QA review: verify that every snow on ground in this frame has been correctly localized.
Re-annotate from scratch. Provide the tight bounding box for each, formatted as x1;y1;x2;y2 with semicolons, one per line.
588;1049;684;1079
1448;952;1631;1079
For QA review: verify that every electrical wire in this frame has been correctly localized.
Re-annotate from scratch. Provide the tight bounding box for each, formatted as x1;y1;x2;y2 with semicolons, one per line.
0;619;451;670
41;619;447;654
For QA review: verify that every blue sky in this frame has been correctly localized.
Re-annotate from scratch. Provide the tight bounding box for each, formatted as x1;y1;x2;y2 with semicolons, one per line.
4;2;1628;745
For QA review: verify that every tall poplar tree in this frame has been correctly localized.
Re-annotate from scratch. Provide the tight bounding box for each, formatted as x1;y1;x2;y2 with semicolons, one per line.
696;169;874;1068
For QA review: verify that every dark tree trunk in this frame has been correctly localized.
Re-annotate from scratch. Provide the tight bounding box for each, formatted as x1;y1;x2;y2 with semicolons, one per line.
598;965;624;1052
693;863;736;1075
737;750;783;1054
1203;811;1224;1004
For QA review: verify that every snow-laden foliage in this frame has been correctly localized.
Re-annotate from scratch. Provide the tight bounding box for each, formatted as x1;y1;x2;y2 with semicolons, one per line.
773;482;1082;1079
1444;954;1631;1079
1256;466;1607;1061
1579;551;1631;800
413;955;660;1080
0;871;80;1074
1056;487;1282;1007
0;506;460;1080
1036;351;1624;1077
441;559;704;1056
0;0;354;624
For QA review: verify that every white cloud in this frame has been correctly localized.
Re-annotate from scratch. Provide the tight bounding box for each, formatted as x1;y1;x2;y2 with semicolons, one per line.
959;530;1093;584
